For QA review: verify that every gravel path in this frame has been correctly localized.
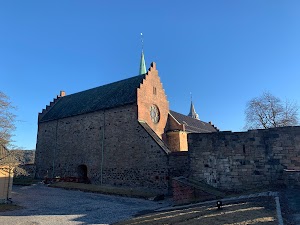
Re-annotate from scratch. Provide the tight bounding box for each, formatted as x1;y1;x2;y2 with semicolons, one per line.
0;184;170;225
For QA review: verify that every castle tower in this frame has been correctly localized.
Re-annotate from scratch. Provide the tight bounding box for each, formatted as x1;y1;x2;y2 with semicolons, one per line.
188;101;200;120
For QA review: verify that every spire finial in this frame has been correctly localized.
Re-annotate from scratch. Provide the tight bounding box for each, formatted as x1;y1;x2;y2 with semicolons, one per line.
141;33;144;51
139;32;147;74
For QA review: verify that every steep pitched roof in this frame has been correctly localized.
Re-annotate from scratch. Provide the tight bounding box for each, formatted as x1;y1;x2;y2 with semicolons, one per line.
169;110;217;133
39;74;146;122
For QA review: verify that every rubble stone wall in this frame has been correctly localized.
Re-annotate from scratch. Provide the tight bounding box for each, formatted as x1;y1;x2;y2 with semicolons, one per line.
189;126;300;190
36;104;170;194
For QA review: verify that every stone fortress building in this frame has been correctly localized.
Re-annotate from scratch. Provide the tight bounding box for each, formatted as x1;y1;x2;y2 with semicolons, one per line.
36;51;300;196
35;51;217;194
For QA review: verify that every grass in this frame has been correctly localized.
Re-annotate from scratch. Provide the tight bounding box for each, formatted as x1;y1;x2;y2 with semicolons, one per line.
114;197;278;225
0;204;23;212
13;177;41;186
49;182;160;199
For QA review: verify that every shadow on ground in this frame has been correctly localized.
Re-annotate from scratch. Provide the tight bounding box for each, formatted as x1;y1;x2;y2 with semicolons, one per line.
0;184;168;225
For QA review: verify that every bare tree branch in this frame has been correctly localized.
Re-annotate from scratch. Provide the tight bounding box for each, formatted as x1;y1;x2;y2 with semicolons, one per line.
0;91;16;146
244;91;299;130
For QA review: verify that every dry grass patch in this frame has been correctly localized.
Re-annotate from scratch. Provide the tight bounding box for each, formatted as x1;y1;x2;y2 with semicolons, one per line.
0;204;23;212
115;197;277;225
49;182;159;198
13;177;40;186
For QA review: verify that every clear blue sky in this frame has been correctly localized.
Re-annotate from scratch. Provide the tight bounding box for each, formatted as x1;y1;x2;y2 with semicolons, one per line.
1;1;300;150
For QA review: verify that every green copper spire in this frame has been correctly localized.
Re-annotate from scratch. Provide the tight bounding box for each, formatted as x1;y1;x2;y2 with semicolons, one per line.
139;50;147;74
139;33;146;74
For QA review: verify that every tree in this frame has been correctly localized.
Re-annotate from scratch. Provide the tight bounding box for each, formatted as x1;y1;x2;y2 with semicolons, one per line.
244;91;299;129
0;91;16;146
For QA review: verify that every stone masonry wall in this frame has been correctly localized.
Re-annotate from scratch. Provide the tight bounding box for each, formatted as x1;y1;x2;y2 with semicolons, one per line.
169;151;189;178
189;126;300;191
36;104;170;194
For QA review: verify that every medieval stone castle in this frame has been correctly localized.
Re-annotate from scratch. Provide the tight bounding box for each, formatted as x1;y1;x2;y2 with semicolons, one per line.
36;52;300;195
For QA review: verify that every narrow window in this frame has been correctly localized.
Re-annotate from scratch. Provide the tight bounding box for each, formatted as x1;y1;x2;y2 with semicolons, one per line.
153;87;157;95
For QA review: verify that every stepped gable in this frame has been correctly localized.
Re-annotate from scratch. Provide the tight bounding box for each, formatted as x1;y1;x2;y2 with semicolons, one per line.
38;91;65;121
39;74;146;123
169;110;217;133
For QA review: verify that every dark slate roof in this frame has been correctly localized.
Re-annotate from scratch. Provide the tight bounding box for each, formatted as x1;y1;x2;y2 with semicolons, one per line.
169;110;217;133
40;74;146;122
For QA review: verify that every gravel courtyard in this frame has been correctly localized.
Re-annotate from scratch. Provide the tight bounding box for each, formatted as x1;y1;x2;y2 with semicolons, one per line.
0;184;170;225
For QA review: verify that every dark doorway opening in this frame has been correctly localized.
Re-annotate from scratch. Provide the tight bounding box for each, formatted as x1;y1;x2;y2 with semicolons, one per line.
77;164;89;183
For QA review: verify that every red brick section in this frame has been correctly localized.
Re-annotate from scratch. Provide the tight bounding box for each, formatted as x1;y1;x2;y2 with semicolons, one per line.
172;179;195;205
165;113;188;152
172;178;219;205
137;62;169;139
166;131;188;152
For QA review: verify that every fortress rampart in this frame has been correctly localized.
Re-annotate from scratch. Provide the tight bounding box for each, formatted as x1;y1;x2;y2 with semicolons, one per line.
189;126;300;190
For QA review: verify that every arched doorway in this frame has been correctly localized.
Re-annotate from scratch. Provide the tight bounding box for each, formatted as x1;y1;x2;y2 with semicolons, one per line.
77;164;89;183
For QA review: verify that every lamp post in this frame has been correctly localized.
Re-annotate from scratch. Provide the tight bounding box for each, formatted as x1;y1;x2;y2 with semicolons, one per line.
217;200;223;210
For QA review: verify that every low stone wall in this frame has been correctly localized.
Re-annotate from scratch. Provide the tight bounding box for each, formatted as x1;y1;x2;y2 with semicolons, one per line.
172;178;218;205
189;126;300;191
284;169;300;188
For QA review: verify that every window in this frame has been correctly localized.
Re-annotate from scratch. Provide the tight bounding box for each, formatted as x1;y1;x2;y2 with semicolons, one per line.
153;87;157;95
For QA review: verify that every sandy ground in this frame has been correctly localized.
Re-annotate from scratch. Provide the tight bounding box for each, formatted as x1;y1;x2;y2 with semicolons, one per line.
0;184;170;225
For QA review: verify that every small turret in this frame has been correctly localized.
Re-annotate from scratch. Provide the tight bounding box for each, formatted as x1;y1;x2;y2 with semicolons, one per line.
188;101;200;120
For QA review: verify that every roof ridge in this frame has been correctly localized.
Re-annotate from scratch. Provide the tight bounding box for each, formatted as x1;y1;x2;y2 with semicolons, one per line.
170;110;211;125
170;110;217;133
63;74;146;98
184;124;216;133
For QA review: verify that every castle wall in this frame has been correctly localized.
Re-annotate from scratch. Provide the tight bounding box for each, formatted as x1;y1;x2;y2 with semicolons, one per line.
36;104;170;194
169;151;189;177
189;126;300;190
